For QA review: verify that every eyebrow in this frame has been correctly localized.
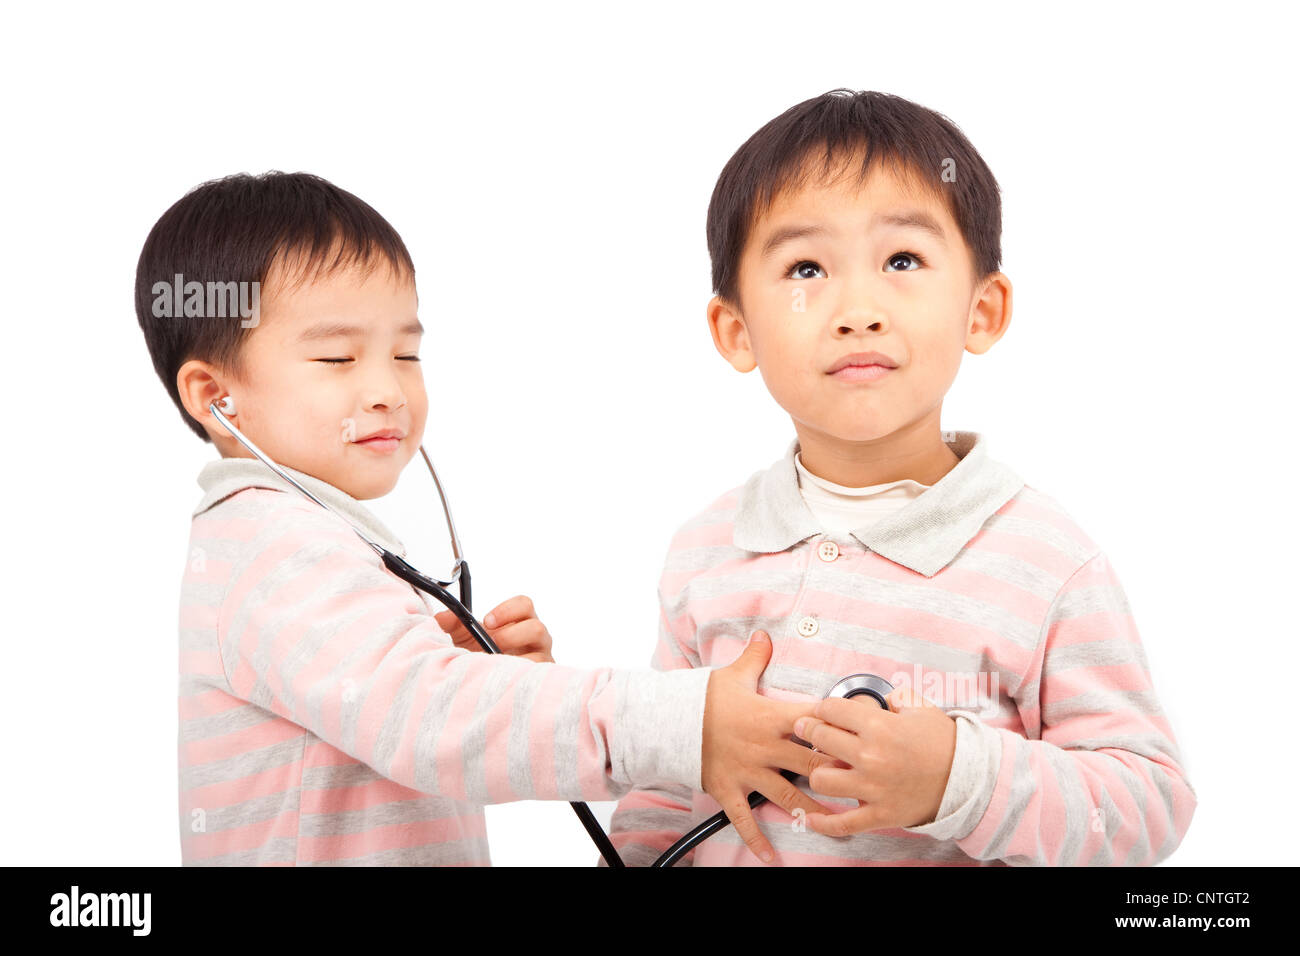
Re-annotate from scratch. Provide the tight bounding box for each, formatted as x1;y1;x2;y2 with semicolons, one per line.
295;319;424;343
759;208;948;259
873;209;948;244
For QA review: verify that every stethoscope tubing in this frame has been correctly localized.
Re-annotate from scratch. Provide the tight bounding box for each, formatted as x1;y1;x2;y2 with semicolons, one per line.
378;550;626;868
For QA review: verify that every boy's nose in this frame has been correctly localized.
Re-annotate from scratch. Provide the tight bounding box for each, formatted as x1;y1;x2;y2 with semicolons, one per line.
834;306;887;334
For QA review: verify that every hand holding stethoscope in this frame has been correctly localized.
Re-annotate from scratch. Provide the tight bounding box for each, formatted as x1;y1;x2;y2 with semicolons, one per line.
208;398;897;866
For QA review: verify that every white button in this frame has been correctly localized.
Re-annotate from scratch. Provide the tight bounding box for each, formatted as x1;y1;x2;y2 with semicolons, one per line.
818;541;839;562
797;616;819;638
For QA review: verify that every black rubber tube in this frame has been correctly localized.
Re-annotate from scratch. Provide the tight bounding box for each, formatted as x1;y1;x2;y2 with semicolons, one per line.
380;550;626;868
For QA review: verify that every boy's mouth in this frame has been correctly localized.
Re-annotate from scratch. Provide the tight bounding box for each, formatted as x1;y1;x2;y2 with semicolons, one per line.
353;428;406;454
827;351;898;382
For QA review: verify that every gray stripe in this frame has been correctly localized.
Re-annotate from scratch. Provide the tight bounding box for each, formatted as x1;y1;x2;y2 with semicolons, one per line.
371;646;436;775
507;665;548;799
184;836;298;866
180;735;304;791
193;790;301;834
1117;761;1154;865
1053;582;1133;621
611;806;698;833
551;668;588;797
410;651;470;795
973;738;1036;863
180;699;278;742
1044;639;1146;673
301;761;382;789
1043;688;1165;724
299;798;463;837
308;838;490;866
181;578;227;609
460;653;532;804
179;627;221;653
1046;743;1087;864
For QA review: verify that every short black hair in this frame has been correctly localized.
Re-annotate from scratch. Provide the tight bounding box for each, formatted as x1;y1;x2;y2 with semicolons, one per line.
706;89;1002;306
134;171;416;443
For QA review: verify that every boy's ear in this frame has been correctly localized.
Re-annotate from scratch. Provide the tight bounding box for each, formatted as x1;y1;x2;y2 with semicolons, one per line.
965;271;1013;355
176;359;231;438
707;295;757;373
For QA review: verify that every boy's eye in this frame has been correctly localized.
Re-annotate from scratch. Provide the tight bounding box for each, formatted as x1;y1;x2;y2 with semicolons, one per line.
316;358;352;364
788;260;827;280
885;251;926;272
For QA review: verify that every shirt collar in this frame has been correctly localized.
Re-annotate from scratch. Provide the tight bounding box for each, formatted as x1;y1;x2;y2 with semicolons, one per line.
193;456;408;557
733;430;1024;577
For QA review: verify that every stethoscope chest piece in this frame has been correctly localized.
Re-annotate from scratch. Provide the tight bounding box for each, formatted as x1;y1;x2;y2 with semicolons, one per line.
827;673;894;708
790;673;895;748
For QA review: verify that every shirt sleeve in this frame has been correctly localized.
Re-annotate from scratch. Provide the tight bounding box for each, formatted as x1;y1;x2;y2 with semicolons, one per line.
604;582;704;866
903;551;1197;864
215;498;712;805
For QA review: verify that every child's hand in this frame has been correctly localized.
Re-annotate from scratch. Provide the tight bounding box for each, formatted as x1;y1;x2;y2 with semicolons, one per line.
701;630;837;864
434;595;554;663
792;687;956;836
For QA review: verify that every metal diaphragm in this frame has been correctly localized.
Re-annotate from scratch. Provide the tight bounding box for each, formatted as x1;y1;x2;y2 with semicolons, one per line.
827;673;895;708
790;673;895;748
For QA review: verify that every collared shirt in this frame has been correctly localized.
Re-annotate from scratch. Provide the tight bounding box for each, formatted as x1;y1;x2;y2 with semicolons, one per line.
794;451;931;535
178;456;711;865
609;430;1197;866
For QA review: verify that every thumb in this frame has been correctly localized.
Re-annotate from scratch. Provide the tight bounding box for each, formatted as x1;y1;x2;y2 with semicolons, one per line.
730;630;773;680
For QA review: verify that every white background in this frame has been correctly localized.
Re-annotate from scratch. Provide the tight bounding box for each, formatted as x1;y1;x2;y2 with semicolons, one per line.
1;0;1295;866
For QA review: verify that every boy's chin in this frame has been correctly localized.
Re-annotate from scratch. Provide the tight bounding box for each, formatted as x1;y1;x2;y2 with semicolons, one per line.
323;460;401;500
799;418;900;445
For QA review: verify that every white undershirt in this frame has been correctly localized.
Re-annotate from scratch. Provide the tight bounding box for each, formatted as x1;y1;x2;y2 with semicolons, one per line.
795;452;931;535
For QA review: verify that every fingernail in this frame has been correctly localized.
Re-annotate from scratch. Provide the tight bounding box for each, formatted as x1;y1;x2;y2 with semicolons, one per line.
760;848;773;863
750;630;768;643
794;718;808;737
484;612;497;628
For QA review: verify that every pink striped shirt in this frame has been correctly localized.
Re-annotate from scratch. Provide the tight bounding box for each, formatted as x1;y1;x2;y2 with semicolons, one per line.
609;430;1197;866
178;456;710;865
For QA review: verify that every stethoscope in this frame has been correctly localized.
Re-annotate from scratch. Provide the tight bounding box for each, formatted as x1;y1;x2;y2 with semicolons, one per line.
208;400;894;867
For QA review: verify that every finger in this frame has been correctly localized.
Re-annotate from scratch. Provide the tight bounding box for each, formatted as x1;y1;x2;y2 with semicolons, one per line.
807;764;868;800
795;717;863;765
751;769;833;819
803;749;852;775
773;700;824;731
726;631;773;683
482;594;536;629
774;739;839;778
806;805;882;838
815;696;890;733
488;618;547;651
886;687;937;711
719;792;774;864
433;611;480;650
